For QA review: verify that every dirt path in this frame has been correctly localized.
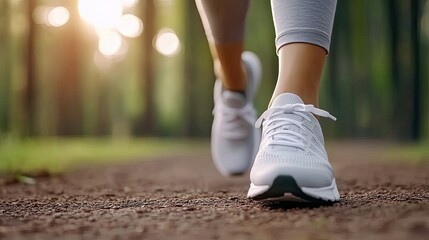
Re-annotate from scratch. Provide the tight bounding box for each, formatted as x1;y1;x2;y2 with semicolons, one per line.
1;142;428;240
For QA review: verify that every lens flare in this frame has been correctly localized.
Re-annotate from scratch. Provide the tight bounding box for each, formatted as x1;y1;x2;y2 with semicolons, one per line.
155;29;181;56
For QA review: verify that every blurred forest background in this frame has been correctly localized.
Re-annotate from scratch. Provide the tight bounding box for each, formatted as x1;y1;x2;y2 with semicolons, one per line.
0;0;428;142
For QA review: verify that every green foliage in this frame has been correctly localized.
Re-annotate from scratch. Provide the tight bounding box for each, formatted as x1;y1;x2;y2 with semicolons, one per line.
388;141;429;163
0;138;208;174
0;0;427;140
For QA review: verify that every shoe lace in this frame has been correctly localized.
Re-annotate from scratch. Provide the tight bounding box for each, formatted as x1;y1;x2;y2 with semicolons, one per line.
255;104;336;150
213;103;257;139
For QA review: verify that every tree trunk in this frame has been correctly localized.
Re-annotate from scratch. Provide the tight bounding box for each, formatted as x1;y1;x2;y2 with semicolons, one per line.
0;0;11;135
134;0;156;136
25;0;36;136
389;0;421;141
410;0;421;140
56;0;82;135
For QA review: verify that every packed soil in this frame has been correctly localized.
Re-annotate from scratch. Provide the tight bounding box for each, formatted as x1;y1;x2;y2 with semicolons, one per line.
1;141;428;240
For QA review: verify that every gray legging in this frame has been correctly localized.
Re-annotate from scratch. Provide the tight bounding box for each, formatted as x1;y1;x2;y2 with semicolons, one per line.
196;0;337;53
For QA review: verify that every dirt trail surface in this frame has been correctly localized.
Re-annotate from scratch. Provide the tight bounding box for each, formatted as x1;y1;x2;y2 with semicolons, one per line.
1;142;428;240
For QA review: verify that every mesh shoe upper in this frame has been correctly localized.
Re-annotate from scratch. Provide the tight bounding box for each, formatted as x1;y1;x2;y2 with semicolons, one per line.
250;93;336;188
211;51;262;176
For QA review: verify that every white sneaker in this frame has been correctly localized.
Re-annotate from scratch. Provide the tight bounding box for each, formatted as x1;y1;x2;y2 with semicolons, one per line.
247;93;340;202
211;51;262;176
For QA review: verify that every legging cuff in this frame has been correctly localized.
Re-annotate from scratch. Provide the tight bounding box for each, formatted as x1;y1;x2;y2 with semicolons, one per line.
275;28;331;54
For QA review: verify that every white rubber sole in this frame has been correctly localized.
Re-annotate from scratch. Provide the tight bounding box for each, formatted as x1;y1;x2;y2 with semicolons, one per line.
247;175;340;202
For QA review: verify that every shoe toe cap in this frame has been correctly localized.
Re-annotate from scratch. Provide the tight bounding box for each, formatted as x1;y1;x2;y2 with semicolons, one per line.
212;138;254;176
250;164;334;188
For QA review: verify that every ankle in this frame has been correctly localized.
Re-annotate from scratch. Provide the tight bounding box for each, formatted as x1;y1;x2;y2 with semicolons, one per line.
270;90;319;107
215;60;247;92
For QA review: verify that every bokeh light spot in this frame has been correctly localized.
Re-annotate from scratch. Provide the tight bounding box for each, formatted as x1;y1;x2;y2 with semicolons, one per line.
155;29;181;57
98;31;123;56
47;7;70;27
117;14;143;38
33;6;48;25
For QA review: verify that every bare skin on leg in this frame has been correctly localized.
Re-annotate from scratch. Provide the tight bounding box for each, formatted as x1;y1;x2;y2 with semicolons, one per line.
195;0;250;92
209;42;247;92
270;43;327;107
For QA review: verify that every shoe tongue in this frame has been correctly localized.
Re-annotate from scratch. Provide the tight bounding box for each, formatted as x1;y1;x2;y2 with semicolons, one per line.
222;91;246;108
269;93;306;153
271;93;304;107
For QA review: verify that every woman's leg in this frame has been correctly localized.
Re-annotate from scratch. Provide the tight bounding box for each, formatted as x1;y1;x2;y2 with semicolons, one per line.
195;0;250;92
270;0;337;106
272;44;326;107
248;0;339;202
196;0;262;176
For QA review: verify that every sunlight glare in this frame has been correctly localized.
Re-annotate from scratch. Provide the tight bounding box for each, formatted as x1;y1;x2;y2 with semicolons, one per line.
117;14;143;38
155;29;181;56
78;0;123;29
47;7;70;27
122;0;139;8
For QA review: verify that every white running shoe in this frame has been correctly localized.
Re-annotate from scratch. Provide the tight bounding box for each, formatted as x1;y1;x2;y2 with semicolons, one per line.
211;51;262;176
247;93;340;202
